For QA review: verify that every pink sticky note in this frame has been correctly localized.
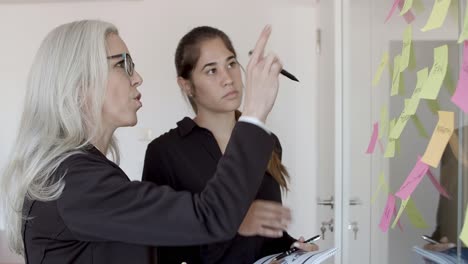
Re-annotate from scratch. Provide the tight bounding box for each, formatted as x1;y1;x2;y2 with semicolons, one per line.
452;42;468;113
385;0;403;23
366;123;379;154
379;194;396;232
395;158;429;199
398;0;415;24
426;169;451;199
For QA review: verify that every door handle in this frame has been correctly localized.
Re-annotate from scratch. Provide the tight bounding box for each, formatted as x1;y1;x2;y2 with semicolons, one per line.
317;196;334;209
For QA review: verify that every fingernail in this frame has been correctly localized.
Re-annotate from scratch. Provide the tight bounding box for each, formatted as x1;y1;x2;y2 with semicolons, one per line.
277;231;283;237
293;242;300;248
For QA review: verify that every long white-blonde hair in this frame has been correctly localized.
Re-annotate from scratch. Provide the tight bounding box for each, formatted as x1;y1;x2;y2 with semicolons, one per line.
0;20;120;255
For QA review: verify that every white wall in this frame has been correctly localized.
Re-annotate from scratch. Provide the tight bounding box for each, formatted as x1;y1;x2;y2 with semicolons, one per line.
0;0;319;262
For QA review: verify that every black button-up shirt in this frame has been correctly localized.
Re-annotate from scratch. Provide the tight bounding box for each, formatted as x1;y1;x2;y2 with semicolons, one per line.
142;117;296;264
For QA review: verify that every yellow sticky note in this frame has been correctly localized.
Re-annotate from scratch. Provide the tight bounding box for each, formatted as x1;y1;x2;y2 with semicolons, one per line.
413;0;425;14
400;25;413;72
422;111;455;168
389;103;412;140
412;68;429;99
406;198;429;229
400;0;414;15
384;139;396;158
419;45;448;100
412;114;429;139
373;52;389;87
444;65;455;96
371;172;389;204
460;205;468;246
391;55;401;96
388;118;396;138
379;105;389;139
409;44;417;71
406;97;420;116
392;197;409;229
421;0;452;32
426;99;441;115
459;3;468;43
399;72;406;95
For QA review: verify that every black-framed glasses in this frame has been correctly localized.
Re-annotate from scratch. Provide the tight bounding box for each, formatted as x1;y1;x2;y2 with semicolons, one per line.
107;53;135;77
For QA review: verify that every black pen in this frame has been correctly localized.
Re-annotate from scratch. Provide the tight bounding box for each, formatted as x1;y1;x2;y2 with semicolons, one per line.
248;50;300;82
272;235;321;261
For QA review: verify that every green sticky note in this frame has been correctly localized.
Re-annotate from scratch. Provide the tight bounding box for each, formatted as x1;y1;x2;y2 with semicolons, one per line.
384;139;396;158
412;114;429;139
406;198;429;229
373;52;389;87
459;3;468;43
413;0;425;14
388;118;396;137
399;72;406;95
419;45;448;100
392;197;409;229
426;99;441;115
405;96;420;115
389;114;411;140
391;55;402;96
421;0;452;32
412;68;429;99
371;172;388;205
444;64;456;96
408;44;417;71
400;25;413;72
379;105;389;139
400;0;414;15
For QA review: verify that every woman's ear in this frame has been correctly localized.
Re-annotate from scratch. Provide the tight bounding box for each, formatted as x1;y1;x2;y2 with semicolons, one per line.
177;77;194;97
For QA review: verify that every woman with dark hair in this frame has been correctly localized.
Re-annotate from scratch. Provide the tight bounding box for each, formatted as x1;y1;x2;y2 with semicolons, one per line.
142;26;317;263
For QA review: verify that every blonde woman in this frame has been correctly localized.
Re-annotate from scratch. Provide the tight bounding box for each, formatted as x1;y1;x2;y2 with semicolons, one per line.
0;20;288;263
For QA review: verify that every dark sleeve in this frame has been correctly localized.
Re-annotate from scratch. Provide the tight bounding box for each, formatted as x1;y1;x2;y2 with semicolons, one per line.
56;122;274;246
271;133;282;160
260;232;297;256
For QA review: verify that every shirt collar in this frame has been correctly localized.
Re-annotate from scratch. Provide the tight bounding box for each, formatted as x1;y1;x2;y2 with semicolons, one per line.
177;117;198;137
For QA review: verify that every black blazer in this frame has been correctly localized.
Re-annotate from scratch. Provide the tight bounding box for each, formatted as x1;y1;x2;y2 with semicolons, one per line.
22;122;273;264
142;117;295;264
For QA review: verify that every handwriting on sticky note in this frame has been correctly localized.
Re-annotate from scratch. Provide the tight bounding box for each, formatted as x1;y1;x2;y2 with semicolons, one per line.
421;111;454;168
366;123;379;154
373;52;389;87
452;41;468;113
421;0;452;32
406;198;429;229
395;158;429;200
379;194;396;232
419;45;448;100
